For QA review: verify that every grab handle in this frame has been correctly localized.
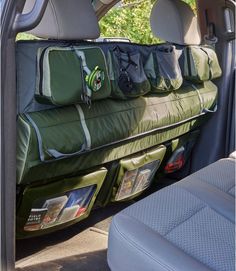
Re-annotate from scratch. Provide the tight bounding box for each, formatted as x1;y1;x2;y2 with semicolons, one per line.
13;0;49;33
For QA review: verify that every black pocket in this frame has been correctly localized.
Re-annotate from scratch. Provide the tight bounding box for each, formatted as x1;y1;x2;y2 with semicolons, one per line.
107;46;151;99
144;45;183;93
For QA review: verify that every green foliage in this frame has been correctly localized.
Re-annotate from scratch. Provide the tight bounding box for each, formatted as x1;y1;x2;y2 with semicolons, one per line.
99;0;196;44
16;32;39;41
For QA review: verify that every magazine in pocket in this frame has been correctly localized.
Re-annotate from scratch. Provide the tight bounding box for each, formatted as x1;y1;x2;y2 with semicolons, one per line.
16;168;107;238
113;145;166;201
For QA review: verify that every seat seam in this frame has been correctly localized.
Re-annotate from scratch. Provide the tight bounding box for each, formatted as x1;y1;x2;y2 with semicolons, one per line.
180;181;235;224
185;178;235;203
163;206;206;236
112;217;176;271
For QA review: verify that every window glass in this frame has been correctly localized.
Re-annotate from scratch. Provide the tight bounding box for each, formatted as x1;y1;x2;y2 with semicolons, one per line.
99;0;196;44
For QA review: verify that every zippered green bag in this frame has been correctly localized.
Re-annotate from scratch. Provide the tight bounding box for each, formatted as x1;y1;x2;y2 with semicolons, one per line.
36;46;111;106
184;45;222;83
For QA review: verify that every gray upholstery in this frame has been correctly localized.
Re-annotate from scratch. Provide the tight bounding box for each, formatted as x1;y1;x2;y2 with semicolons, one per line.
150;0;201;45
230;151;236;159
108;157;235;271
23;0;100;39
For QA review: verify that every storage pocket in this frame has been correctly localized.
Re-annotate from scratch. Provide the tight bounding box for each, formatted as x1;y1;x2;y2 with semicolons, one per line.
36;46;111;106
183;46;222;83
16;168;107;238
144;45;183;93
107;46;151;99
164;130;200;174
112;145;166;201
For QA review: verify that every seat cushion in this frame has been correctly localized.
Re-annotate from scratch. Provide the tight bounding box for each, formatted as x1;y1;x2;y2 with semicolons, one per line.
108;157;235;271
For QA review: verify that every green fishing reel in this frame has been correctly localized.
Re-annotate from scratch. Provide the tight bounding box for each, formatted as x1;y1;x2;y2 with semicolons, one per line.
86;66;105;92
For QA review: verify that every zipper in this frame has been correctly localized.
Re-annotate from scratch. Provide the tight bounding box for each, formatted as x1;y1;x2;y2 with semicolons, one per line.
186;46;192;77
38;46;50;96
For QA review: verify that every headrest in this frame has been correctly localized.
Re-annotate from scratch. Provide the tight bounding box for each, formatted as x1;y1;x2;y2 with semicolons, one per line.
150;0;201;45
23;0;100;40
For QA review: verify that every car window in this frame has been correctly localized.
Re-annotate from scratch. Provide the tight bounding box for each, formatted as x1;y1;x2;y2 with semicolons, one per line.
99;0;196;44
16;0;196;42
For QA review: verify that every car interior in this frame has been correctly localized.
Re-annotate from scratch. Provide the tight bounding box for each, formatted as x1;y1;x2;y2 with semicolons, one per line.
0;0;235;270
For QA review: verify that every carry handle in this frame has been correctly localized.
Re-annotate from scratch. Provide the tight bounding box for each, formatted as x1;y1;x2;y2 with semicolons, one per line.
24;105;91;162
13;0;49;33
47;144;87;159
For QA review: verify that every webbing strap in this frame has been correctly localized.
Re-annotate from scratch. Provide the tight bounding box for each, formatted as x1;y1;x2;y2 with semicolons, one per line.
24;105;91;161
192;84;217;114
47;105;91;159
199;47;213;80
74;49;92;105
24;113;45;162
203;104;218;113
192;84;204;114
75;104;91;150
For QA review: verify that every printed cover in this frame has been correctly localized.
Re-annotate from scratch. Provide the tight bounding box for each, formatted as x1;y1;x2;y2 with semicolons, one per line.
24;185;96;231
115;160;160;201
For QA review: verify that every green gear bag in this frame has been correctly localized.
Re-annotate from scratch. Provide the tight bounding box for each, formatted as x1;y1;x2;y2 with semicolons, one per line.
144;45;183;93
107;46;151;99
16;168;107;238
36;46;111;106
17;81;218;185
183;45;222;83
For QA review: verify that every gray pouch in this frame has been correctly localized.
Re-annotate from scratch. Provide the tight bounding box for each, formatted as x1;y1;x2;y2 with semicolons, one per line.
107;46;151;100
145;45;183;93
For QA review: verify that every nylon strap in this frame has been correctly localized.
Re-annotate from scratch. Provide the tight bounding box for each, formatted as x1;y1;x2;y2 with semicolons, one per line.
24;113;45;162
192;84;217;114
199;47;213;80
192;84;204;114
74;49;92;105
75;104;91;150
47;105;91;158
24;106;91;161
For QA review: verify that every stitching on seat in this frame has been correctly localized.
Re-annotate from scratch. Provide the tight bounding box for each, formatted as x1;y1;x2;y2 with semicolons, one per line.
164;206;206;236
112;216;176;271
180;181;235;223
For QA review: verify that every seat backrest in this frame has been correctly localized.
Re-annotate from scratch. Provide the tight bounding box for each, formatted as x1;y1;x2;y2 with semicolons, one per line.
150;0;222;84
150;0;201;46
23;0;100;40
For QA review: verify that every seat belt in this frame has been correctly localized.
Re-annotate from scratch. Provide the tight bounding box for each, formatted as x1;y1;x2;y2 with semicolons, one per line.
204;10;218;46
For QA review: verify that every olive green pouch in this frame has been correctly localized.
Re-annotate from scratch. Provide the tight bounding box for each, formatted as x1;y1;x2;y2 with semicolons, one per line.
16;168;107;238
111;145;166;201
144;45;183;93
184;46;222;83
36;46;111;106
107;46;151;99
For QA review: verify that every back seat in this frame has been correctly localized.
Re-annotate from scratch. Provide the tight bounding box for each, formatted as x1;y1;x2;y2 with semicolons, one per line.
16;0;221;237
107;154;235;271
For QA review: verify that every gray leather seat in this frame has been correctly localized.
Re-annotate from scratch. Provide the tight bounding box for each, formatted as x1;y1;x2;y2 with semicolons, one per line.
107;155;235;271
